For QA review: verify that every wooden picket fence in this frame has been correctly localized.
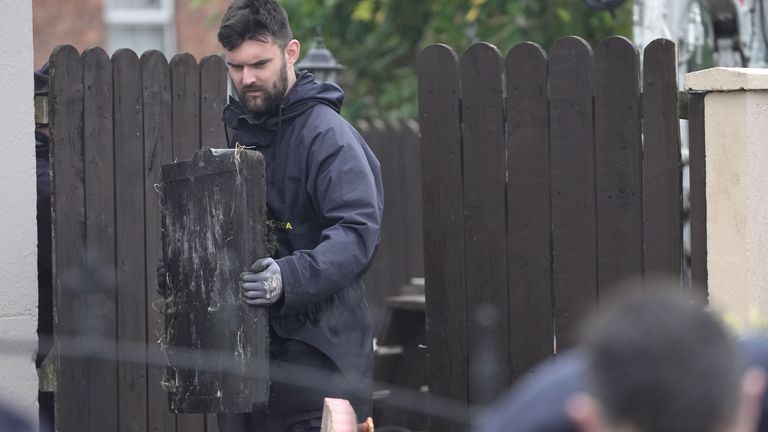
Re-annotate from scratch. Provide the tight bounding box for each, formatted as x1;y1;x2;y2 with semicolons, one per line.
417;36;707;430
48;36;708;432
48;45;423;432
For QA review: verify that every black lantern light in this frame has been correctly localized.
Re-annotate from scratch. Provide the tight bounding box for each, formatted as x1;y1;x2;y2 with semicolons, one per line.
296;27;344;84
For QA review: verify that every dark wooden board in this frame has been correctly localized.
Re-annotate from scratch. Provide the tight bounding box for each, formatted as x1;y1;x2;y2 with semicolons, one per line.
171;53;201;160
49;44;88;432
459;42;509;404
82;46;119;431
548;37;597;350
416;44;467;431
200;55;228;150
504;41;554;381
161;149;270;413
688;93;708;295
113;48;148;432
593;36;644;296
141;49;178;432
642;39;683;281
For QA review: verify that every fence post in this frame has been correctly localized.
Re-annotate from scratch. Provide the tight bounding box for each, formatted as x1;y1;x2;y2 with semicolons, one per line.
685;67;768;324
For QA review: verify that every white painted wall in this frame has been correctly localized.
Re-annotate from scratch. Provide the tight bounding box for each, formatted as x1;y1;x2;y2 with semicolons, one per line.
0;0;39;424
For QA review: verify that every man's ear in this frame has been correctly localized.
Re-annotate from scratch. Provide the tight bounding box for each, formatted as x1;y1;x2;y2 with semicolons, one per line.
566;393;604;432
285;39;301;67
731;367;766;432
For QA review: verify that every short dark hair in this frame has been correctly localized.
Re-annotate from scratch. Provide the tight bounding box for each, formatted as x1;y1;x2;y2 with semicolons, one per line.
218;0;293;51
583;288;743;432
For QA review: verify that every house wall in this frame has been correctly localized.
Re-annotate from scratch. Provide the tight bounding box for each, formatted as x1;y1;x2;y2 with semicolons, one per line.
33;0;230;67
0;0;39;424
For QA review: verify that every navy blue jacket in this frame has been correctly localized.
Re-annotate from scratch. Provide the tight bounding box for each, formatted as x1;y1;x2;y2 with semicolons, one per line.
223;72;383;378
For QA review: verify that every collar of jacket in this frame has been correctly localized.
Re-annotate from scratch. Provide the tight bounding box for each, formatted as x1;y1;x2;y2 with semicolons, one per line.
222;71;344;148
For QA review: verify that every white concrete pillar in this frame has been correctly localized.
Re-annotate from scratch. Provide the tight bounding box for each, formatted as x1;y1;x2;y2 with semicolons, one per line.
685;67;768;326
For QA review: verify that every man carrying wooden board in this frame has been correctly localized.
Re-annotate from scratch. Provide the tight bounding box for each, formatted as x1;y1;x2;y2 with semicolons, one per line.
216;1;384;430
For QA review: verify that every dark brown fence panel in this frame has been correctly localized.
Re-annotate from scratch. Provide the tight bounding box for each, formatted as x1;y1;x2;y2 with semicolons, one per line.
642;39;683;280
397;120;425;280
548;37;597;350
688;92;708;295
460;42;509;404
113;48;149;432
50;44;88;432
379;121;409;294
200;55;228;150
82;47;119;431
361;120;394;326
171;54;202;161
417;44;467;431
141;50;177;432
199;55;228;432
504;42;553;380
594;37;643;296
170;52;206;432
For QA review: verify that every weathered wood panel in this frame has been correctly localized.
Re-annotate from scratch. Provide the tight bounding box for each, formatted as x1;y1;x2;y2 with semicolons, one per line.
460;42;509;403
200;55;228;150
50;44;88;432
171;53;201;161
505;41;553;380
82;46;119;431
688;93;708;295
548;37;597;350
417;44;467;432
594;36;643;295
141;50;177;432
169;52;205;432
642;39;683;280
113;48;148;432
161;149;270;414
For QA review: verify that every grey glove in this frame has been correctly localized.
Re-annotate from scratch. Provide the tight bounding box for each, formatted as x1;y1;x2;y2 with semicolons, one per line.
240;258;283;306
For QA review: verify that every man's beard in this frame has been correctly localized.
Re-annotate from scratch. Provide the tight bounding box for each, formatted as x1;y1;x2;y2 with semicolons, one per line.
238;60;289;116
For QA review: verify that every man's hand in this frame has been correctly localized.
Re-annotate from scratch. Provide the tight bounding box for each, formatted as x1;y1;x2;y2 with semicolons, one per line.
240;258;283;306
156;258;169;298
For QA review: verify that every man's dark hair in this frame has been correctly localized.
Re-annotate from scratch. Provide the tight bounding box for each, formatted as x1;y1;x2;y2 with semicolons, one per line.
583;288;744;432
218;0;293;51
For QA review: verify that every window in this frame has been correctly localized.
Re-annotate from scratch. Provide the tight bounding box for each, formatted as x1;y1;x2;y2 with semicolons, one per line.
104;0;176;56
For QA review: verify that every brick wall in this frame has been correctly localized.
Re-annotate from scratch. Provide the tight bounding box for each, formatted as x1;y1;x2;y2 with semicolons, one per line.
33;0;230;68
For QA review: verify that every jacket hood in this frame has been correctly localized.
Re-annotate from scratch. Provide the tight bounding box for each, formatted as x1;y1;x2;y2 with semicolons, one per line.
223;71;344;148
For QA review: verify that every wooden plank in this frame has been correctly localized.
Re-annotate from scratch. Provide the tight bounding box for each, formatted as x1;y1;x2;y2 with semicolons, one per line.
161;149;270;413
504;42;553;381
364;120;396;328
383;121;409;291
399;120;424;280
594;36;644;296
548;37;597;350
459;42;509;404
199;55;228;150
641;39;683;280
113;48;148;432
49;44;87;432
688;92;708;295
141;50;177;432
82;46;119;431
171;53;201;160
199;54;228;432
416;44;467;431
170;52;206;432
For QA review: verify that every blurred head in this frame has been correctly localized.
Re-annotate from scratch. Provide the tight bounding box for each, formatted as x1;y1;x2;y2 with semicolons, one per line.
218;0;300;115
567;287;765;432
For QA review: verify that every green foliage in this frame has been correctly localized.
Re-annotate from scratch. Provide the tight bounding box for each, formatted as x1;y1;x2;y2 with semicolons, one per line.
281;0;632;120
201;0;633;120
